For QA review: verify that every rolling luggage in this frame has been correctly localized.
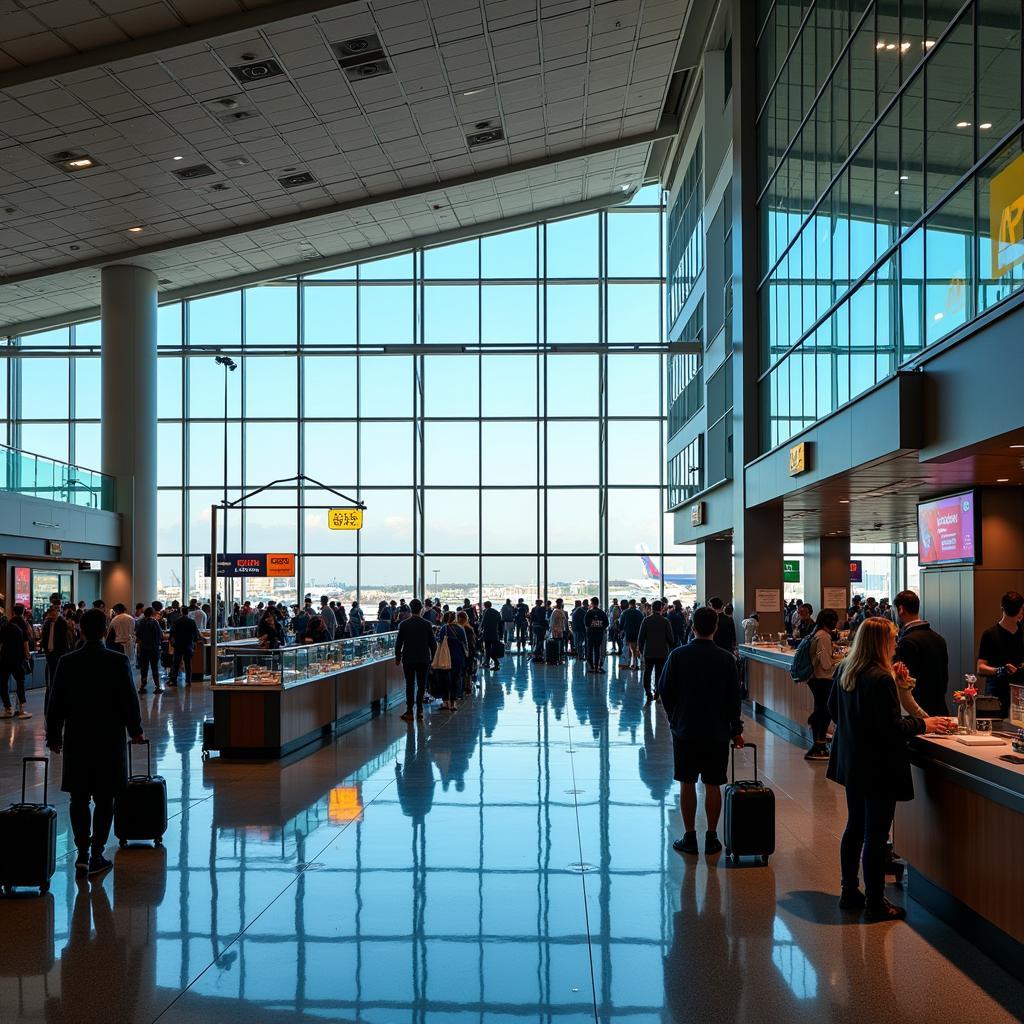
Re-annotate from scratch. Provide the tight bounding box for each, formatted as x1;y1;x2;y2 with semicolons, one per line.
114;740;167;848
201;718;217;760
0;757;57;895
545;638;561;664
723;743;774;864
491;640;505;660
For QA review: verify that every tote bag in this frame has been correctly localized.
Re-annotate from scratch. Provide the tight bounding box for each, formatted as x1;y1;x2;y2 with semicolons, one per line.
432;628;452;671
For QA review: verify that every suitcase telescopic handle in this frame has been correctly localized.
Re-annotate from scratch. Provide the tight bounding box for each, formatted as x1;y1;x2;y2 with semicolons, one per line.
127;737;151;778
730;741;757;784
22;756;48;805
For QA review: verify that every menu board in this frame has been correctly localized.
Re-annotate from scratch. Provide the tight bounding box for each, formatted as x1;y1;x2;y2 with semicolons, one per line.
918;491;977;565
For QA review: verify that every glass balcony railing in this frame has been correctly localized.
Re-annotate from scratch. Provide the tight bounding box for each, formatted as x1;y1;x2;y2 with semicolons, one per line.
0;445;115;511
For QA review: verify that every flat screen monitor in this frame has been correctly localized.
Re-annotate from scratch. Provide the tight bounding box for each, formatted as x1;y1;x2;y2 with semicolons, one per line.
917;490;978;565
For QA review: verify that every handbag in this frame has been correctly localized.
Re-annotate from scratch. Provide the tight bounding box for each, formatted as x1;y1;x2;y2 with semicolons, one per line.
432;628;452;671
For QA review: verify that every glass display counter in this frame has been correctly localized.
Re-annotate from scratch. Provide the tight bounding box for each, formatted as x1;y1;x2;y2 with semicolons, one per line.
209;632;402;759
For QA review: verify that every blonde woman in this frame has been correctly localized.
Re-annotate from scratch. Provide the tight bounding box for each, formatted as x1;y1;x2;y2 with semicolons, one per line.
826;617;950;922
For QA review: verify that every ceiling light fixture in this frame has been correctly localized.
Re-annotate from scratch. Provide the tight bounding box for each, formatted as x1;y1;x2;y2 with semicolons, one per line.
900;174;909;180
172;155;183;160
463;88;485;96
886;43;896;50
900;41;911;50
933;312;944;320
1011;445;1024;449
924;39;936;48
956;121;971;128
127;225;144;233
997;478;1009;483
876;41;886;50
839;499;850;504
54;152;99;172
980;122;992;129
894;189;900;195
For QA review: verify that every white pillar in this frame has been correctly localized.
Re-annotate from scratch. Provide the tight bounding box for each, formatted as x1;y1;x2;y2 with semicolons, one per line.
101;264;158;607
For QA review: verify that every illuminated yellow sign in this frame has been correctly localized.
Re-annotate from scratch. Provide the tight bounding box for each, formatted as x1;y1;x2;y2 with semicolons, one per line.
328;508;364;530
329;786;363;823
788;441;808;476
990;150;1024;278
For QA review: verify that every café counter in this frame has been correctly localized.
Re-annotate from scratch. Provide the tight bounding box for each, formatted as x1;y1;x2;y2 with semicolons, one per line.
738;643;813;741
896;734;1024;982
210;632;404;759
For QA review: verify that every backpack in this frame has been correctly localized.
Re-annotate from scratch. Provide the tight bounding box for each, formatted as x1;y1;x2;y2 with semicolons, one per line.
790;633;815;683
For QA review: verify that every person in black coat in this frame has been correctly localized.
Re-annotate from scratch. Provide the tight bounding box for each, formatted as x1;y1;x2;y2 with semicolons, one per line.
168;612;200;687
479;600;502;669
45;608;145;876
394;599;437;721
827;616;950;922
893;589;949;714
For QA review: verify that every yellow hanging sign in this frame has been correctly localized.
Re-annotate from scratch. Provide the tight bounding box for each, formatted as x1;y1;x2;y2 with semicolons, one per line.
328;508;364;530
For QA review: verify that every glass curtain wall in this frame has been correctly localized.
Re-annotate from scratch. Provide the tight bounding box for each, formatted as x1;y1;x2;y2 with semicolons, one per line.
755;0;1024;451
10;190;693;607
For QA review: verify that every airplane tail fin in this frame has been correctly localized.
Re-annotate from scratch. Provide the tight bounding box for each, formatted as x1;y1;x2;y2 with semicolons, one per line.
639;554;660;580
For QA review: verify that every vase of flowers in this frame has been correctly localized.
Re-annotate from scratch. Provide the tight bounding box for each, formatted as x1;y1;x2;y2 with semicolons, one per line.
953;675;978;735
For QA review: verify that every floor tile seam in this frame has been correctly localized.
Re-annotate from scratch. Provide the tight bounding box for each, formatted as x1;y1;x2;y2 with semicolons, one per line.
565;720;600;1024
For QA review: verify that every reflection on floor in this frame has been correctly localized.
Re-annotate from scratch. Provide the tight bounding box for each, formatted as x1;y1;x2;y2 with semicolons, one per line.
2;653;1023;1023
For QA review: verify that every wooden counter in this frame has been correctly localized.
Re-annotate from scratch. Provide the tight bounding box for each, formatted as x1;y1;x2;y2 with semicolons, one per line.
895;735;1024;982
739;644;814;741
211;655;406;759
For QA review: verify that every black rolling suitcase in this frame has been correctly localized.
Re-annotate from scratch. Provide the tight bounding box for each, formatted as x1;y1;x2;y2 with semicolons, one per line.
201;718;217;760
723;742;774;864
114;740;167;848
0;757;57;895
545;638;561;664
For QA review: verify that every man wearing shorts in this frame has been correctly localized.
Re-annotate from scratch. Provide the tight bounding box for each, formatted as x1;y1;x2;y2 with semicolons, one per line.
658;605;744;855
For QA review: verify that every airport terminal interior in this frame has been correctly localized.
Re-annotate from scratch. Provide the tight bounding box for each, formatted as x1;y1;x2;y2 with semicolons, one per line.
2;0;1024;1021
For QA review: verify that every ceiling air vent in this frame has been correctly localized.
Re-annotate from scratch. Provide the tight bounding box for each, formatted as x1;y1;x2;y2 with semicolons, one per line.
174;163;215;180
332;34;382;59
278;171;316;188
230;59;285;85
466;127;505;147
342;57;392;81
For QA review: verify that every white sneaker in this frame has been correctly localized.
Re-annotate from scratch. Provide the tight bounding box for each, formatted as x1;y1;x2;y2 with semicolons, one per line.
0;708;13;718
15;706;31;719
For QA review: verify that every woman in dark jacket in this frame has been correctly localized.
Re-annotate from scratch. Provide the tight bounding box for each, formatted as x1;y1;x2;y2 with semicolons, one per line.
258;612;283;650
436;612;467;711
827;617;951;921
301;615;330;645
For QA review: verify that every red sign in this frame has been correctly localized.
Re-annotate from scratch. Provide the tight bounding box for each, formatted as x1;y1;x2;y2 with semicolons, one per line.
918;491;977;565
13;567;30;610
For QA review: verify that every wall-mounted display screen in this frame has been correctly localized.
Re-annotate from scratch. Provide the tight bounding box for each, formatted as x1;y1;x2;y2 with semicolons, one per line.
918;490;978;565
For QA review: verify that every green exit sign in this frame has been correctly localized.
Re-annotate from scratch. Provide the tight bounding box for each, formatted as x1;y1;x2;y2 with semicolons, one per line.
783;559;800;583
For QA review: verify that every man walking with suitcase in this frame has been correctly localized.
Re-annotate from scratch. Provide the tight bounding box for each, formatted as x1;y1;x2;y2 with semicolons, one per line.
45;608;145;876
659;606;744;855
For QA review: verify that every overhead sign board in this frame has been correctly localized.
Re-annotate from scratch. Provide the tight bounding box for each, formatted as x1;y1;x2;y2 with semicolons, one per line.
204;553;296;578
788;441;809;476
328;508;364;531
849;559;863;583
783;558;800;583
690;502;704;527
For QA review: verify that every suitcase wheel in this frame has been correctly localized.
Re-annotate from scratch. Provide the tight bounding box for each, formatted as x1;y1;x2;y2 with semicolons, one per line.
120;839;128;848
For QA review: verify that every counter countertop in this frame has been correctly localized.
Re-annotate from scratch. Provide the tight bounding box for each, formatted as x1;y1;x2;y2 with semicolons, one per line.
910;732;1024;801
739;643;797;666
212;654;391;692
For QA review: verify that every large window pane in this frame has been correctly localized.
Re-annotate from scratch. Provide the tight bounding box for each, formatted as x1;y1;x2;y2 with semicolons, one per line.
607;354;661;416
188;423;241;485
20;423;68;462
157;424;182;486
303;285;357;346
607;283;662;343
304;356;356;417
244;285;297;346
608;488;660;551
482;285;537;343
481;422;536;485
245;357;297;418
482;355;536;416
245;491;297;551
424;239;479;278
546;556;598;600
360;556;414;603
359;285;413;345
425;422;479;485
360;356;413;418
189;356;241;418
188;292;240;347
547;489;598;552
482;227;537;277
158;489;182;554
546;421;599;483
303;422;356;483
608;420;661;485
424;489;479;552
301;487;358;555
245;422;297;482
424;284;480;345
357;489;414;553
482;557;538;602
607;212;661;277
546;215;599;277
546;284;599;344
422;557;478;602
73;424;100;470
359;421;413;485
547;354;598;416
73;358;100;418
158;356;182;419
481;490;538;551
359;253;413;280
302;556;357;599
425;355;478;417
158;303;182;348
21;359;68;418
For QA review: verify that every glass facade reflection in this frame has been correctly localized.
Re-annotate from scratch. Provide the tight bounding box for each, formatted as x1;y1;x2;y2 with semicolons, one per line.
9;193;696;606
757;0;1024;450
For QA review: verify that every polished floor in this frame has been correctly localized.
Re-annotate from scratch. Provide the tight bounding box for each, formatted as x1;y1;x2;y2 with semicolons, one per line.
1;653;1023;1024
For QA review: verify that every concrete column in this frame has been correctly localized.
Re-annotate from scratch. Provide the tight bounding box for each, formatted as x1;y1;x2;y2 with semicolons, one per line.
734;505;785;636
101;265;158;607
697;538;732;605
804;536;851;615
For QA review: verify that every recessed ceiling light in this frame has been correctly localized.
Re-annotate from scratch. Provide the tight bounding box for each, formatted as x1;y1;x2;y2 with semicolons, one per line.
1011;445;1024;449
54;152;99;172
980;122;992;129
924;39;936;48
876;41;886;50
127;225;144;233
894;189;900;195
899;174;909;181
900;41;911;50
997;478;1009;483
172;155;183;160
839;499;850;504
956;121;971;128
886;43;896;50
463;88;485;96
